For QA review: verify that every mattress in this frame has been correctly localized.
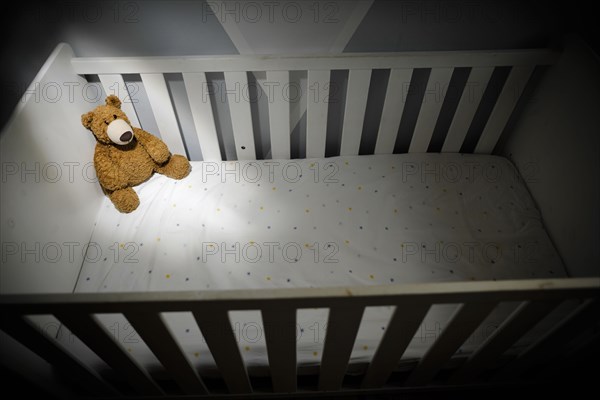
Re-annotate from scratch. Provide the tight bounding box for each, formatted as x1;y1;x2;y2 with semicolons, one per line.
67;153;566;376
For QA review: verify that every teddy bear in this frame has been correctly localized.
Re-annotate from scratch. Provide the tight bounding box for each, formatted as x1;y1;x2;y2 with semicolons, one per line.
81;95;191;213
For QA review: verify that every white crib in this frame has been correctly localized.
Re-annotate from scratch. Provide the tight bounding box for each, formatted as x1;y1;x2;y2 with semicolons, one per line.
0;43;598;398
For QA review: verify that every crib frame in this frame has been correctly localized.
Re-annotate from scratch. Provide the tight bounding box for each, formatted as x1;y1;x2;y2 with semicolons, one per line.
73;46;557;160
1;43;599;398
2;279;599;398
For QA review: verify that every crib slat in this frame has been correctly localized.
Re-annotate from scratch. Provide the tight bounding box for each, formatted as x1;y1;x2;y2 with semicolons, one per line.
262;308;297;392
224;71;256;160
409;67;454;152
99;74;141;128
374;69;414;154
318;306;365;391
125;312;207;395
140;73;187;156
474;65;534;153
0;314;117;396
56;313;163;395
340;69;372;156
448;300;560;384
266;71;291;159
183;72;222;161
192;309;251;394
361;303;430;388
441;67;494;152
494;299;600;381
306;70;331;158
404;302;497;386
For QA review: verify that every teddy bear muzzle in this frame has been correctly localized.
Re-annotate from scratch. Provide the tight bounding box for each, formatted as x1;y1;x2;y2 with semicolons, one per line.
107;119;135;145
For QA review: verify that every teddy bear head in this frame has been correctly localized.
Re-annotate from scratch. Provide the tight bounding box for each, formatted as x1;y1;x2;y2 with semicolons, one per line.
81;95;135;145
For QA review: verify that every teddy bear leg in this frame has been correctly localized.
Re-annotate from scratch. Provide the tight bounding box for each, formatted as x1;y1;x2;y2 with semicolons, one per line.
156;154;191;180
108;187;140;213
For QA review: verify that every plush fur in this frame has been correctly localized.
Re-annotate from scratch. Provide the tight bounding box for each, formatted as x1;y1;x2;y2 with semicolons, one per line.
82;95;191;213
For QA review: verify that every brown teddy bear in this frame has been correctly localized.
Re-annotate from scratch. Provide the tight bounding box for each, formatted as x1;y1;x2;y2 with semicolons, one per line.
81;95;191;213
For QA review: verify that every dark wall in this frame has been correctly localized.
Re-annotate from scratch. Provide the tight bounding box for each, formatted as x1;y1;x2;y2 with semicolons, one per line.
1;0;598;129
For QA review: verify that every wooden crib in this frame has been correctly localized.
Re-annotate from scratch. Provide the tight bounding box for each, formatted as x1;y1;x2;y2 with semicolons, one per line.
0;43;598;398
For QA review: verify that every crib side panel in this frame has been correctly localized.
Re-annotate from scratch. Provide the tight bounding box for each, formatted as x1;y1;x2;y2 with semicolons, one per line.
0;43;104;294
0;278;598;396
71;50;556;161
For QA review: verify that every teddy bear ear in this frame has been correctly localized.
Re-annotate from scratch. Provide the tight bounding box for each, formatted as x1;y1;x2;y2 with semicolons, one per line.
81;111;94;129
105;95;122;109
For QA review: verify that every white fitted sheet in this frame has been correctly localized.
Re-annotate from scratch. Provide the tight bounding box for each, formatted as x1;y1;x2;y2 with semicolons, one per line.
69;153;566;375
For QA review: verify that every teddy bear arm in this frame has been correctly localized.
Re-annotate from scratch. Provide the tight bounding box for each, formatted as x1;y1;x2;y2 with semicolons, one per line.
94;148;127;191
134;127;171;164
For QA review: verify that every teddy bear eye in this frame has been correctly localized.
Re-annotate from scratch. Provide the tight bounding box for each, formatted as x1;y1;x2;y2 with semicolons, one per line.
104;121;109;125
113;114;117;119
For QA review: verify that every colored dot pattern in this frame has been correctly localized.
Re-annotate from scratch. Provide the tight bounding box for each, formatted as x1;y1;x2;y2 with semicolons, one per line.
73;154;565;372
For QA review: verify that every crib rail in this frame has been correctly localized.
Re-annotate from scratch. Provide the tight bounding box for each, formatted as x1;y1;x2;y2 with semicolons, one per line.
71;50;558;73
1;278;598;398
72;48;558;161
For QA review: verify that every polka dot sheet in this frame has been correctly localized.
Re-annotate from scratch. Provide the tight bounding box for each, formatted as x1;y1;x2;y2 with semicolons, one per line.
71;153;565;374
